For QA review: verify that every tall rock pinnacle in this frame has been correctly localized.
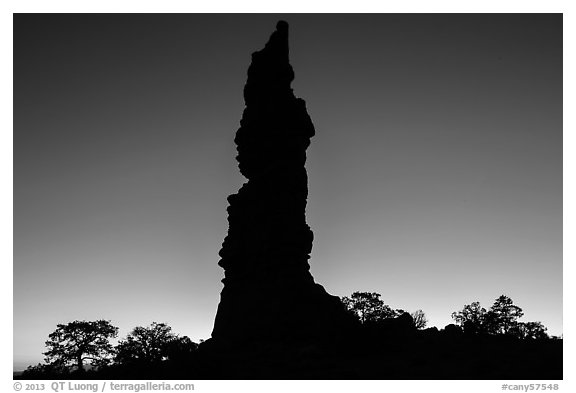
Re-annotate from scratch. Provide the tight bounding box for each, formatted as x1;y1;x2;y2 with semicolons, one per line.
211;21;355;343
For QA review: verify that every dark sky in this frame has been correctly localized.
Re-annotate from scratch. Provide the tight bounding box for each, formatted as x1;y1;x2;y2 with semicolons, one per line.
14;14;562;369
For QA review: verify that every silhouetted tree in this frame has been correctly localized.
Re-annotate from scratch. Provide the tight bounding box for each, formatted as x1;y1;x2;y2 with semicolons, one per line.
115;322;188;365
508;322;524;339
164;336;199;363
485;295;524;335
452;296;531;337
411;310;428;329
509;321;549;340
451;301;487;334
43;320;118;372
341;292;400;323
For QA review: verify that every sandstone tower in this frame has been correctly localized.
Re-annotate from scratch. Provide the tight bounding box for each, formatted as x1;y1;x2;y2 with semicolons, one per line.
211;21;355;344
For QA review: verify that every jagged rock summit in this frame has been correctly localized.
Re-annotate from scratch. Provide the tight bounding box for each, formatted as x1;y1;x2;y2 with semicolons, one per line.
210;21;356;344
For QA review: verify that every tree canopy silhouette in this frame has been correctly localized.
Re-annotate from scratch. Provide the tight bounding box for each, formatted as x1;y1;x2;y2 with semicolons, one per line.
341;292;402;323
451;295;547;339
43;320;118;371
451;301;487;334
411;309;428;329
511;321;549;340
114;322;194;365
484;295;524;335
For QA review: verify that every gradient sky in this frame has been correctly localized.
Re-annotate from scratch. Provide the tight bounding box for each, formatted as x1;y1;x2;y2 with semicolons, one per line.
14;14;562;370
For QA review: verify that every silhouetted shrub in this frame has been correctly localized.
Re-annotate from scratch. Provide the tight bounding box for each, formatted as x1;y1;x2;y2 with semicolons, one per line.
22;362;70;378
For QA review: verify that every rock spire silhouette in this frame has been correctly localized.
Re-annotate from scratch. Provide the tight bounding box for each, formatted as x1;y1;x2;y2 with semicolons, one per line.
211;21;355;342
